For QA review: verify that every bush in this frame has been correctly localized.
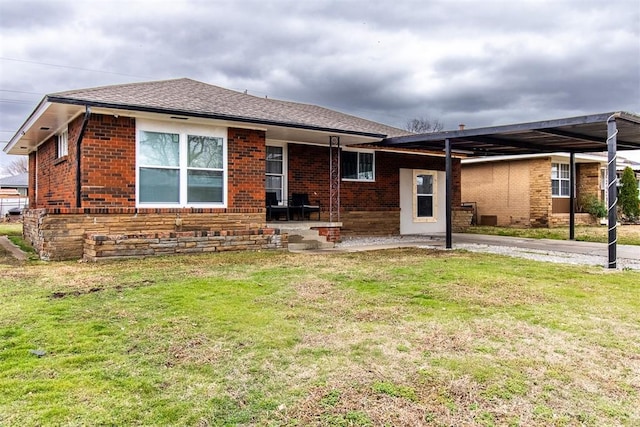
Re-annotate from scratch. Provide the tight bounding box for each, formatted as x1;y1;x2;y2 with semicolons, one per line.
619;167;640;219
580;194;607;219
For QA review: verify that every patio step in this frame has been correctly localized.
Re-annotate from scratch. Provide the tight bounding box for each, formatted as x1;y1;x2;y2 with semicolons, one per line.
280;227;335;251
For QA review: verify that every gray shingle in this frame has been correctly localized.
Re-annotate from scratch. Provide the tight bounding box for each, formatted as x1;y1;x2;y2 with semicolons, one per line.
50;78;409;138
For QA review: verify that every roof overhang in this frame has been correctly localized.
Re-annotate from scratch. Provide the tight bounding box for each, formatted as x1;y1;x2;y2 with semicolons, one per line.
381;112;640;156
461;152;610;165
4;97;388;156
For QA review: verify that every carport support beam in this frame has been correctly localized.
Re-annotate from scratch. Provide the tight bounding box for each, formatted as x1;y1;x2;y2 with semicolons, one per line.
445;138;452;249
606;116;618;269
569;152;575;240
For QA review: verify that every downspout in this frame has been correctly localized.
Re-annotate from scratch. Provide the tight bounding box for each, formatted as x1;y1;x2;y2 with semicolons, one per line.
75;106;91;208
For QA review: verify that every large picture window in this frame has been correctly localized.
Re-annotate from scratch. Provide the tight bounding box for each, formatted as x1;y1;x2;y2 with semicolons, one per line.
551;163;570;197
137;120;226;207
342;150;374;181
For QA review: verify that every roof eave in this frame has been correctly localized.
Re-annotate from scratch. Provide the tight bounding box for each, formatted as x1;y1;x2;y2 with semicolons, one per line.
3;97;52;155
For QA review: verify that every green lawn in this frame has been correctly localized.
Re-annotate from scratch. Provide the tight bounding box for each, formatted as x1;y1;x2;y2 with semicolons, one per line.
465;224;640;246
1;249;639;426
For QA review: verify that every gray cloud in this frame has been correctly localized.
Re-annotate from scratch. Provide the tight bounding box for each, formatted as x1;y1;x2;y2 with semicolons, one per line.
1;0;639;168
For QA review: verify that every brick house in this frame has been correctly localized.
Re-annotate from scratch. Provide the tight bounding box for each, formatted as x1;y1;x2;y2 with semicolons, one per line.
461;153;609;227
4;78;465;260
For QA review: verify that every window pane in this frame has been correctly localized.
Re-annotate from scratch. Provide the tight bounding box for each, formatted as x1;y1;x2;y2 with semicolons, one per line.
552;180;560;196
561;180;570;196
139;168;179;203
341;151;358;179
359;153;374;180
266;148;283;174
559;164;570;179
188;135;223;169
417;195;433;217
139;131;179;166
416;174;433;194
266;176;283;202
187;170;223;203
551;164;559;179
266;146;283;162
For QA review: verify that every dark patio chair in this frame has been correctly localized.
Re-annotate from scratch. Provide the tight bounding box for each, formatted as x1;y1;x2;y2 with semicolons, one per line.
266;192;289;221
289;192;321;221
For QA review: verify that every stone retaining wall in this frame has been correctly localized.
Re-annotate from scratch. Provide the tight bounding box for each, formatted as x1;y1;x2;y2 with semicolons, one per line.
83;229;286;261
23;208;267;260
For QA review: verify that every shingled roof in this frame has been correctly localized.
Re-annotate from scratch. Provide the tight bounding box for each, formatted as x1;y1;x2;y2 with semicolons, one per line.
48;78;409;138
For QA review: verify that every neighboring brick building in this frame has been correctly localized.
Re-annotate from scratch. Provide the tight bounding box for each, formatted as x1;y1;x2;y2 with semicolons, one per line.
4;78;465;260
461;153;608;227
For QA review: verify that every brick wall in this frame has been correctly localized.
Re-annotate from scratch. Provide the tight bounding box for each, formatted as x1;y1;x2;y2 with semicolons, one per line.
32;115;267;210
577;163;602;202
462;160;531;226
32;114;84;208
288;145;461;232
550;213;598;227
529;158;552;227
81;115;136;206
228;128;266;209
28;153;36;207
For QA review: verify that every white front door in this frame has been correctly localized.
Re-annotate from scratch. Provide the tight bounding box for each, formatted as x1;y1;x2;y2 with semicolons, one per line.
399;168;446;234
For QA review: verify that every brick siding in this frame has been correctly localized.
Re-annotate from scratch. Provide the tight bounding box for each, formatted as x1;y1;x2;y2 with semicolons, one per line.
288;145;462;233
228;127;266;209
463;158;605;228
461;160;531;226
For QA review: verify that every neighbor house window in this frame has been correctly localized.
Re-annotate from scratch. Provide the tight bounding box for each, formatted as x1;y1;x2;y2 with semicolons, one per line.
57;129;68;158
413;170;437;222
342;150;374;181
137;120;226;207
551;163;570;197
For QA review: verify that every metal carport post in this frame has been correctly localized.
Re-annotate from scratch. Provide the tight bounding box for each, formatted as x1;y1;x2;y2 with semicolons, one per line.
445;138;452;249
607;115;618;269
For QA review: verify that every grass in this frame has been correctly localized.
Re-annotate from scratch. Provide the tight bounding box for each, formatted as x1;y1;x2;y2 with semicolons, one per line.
465;224;640;245
0;222;37;257
0;223;22;237
1;248;639;426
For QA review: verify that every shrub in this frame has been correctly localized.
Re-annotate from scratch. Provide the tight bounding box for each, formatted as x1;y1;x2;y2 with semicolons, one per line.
580;194;607;219
619;167;640;219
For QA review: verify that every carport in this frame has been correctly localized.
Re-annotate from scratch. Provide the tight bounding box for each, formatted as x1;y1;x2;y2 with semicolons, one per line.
381;111;640;268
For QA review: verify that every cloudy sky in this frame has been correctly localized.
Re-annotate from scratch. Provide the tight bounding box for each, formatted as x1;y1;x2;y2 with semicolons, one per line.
1;0;639;173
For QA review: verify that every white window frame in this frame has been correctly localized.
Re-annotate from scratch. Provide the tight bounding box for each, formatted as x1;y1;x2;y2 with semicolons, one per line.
413;169;437;222
341;149;375;181
265;142;288;205
57;128;68;158
551;162;570;197
135;119;227;208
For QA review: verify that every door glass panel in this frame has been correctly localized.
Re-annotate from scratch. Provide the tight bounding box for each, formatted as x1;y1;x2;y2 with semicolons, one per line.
416;174;434;217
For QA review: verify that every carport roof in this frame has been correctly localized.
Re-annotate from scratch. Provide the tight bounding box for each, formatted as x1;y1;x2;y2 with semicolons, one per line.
380;111;640;156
